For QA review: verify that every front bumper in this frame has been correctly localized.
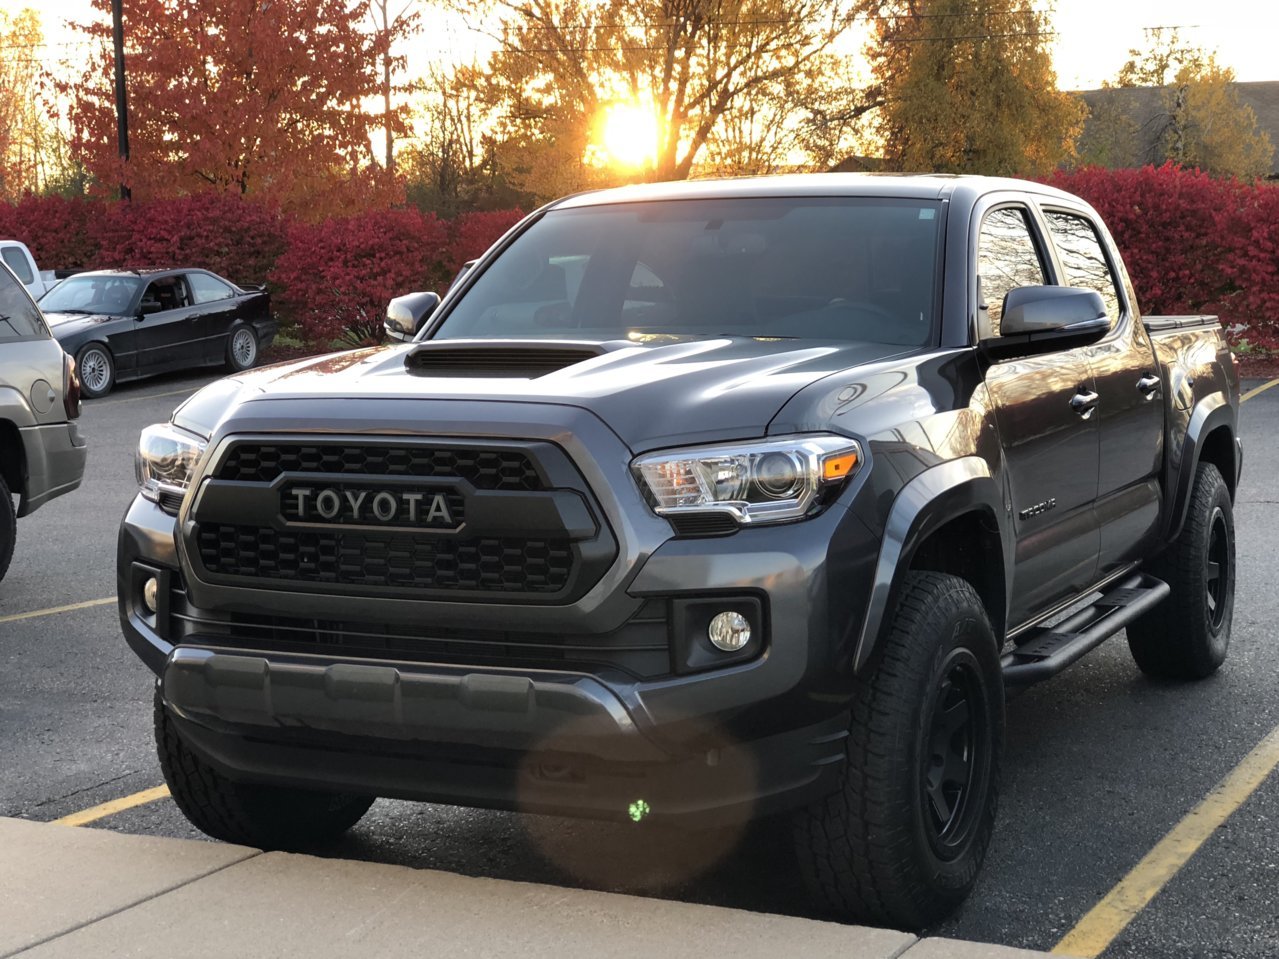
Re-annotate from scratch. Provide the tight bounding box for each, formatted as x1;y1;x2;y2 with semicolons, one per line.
118;410;879;822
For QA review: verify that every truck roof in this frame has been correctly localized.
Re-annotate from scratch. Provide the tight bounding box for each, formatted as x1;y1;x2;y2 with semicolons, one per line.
549;172;1084;210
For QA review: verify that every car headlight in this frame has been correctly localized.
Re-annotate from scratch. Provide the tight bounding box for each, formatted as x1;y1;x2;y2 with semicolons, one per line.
633;435;862;526
136;423;207;503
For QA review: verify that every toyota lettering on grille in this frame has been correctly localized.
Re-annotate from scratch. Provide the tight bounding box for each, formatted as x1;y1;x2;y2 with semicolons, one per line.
284;485;459;529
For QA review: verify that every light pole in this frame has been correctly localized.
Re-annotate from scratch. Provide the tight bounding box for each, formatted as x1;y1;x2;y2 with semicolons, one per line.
111;0;129;200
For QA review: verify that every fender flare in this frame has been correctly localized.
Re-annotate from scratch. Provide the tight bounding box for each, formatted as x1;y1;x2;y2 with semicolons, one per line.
1164;393;1238;543
853;456;1012;673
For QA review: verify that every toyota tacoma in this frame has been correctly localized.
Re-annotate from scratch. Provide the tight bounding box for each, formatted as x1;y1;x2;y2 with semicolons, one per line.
119;175;1241;928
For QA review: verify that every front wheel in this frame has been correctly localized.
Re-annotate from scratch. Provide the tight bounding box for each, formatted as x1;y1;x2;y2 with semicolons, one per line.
791;571;1004;930
75;343;115;398
155;692;374;848
1127;462;1235;679
225;324;259;372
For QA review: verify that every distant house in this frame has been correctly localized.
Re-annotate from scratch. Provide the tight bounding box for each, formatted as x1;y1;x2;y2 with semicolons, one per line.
1077;81;1279;178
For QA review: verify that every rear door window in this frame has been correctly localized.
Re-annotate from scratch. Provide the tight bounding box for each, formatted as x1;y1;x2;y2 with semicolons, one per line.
187;272;236;305
1044;211;1123;325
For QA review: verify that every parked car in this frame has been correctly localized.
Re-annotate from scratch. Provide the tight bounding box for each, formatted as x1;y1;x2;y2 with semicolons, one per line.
0;240;50;300
120;174;1240;929
40;268;276;398
0;260;86;582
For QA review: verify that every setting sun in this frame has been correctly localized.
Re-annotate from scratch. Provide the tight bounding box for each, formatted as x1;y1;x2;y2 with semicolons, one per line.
598;101;660;170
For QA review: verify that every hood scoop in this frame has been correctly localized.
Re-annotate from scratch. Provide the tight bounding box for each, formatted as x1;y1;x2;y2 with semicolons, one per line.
404;341;607;378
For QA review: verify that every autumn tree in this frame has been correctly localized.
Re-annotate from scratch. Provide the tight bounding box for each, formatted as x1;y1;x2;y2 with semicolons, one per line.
460;0;865;195
67;0;395;215
1116;28;1273;179
367;0;421;180
0;8;65;198
864;0;1085;175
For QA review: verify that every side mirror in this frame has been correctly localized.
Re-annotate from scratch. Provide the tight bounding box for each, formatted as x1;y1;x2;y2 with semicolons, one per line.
384;291;441;342
139;299;163;316
981;286;1109;360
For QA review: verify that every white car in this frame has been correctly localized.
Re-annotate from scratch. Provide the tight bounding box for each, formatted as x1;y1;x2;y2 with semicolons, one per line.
0;240;49;300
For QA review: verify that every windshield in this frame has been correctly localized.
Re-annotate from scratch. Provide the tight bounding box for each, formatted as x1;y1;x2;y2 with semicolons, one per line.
431;197;943;347
40;275;142;316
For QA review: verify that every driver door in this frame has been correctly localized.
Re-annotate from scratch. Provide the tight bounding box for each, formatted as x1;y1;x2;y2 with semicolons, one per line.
135;275;204;373
979;204;1101;627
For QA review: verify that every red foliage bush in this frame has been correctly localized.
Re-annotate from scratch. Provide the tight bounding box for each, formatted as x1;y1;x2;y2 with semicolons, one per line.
0;195;101;271
269;208;448;345
1047;164;1279;342
441;209;525;277
89;192;287;286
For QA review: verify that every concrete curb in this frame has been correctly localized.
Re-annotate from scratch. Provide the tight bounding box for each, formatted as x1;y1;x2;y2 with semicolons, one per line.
0;817;1053;958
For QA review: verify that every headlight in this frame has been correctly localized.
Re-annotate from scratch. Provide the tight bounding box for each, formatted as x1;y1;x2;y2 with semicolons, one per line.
633;435;862;526
136;423;207;503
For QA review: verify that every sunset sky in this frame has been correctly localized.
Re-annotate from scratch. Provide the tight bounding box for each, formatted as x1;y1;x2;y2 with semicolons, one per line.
13;0;1277;93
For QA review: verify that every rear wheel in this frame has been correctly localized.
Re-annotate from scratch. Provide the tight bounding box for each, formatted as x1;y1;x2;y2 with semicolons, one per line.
226;324;259;372
155;692;374;848
1127;462;1235;679
0;472;15;582
75;343;115;398
791;571;1003;929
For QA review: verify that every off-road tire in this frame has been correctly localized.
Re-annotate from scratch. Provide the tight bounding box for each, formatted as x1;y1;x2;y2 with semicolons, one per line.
75;343;115;399
0;472;15;582
1127;462;1235;680
791;571;1004;930
154;691;374;848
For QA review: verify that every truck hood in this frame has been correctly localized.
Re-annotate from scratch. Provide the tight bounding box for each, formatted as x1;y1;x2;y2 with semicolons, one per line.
179;337;914;451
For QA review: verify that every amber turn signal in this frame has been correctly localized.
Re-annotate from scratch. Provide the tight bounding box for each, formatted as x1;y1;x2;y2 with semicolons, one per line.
821;451;858;483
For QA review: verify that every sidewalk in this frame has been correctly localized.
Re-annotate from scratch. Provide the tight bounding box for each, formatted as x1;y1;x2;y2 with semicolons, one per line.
0;817;1052;958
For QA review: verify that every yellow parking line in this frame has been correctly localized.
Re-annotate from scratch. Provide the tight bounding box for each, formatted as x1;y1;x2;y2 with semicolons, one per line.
1241;377;1279;403
52;785;171;827
1053;723;1279;957
0;596;114;624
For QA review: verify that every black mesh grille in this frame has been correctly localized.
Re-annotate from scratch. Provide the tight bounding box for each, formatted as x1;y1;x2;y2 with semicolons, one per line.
197;524;573;593
216;444;543;491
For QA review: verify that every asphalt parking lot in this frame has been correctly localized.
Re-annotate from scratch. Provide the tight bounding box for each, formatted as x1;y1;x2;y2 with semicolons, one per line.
2;368;1277;958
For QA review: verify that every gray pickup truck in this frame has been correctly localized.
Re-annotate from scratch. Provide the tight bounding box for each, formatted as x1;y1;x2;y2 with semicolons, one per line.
119;174;1240;928
1;262;86;581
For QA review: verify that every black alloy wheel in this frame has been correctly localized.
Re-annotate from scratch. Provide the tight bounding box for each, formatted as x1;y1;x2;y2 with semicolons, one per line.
923;650;991;857
1204;505;1230;632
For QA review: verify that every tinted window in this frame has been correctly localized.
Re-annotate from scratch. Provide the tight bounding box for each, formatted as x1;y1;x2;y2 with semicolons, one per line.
40;275;142;316
0;266;45;340
1045;211;1122;324
1;247;34;284
188;272;236;305
978;207;1047;336
432;198;944;347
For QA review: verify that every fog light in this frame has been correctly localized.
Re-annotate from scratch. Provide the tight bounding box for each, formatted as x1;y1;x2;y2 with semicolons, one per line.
142;576;159;615
708;611;751;651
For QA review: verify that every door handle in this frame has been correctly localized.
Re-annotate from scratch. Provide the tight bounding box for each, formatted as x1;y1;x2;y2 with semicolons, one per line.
1070;390;1099;418
1137;374;1161;398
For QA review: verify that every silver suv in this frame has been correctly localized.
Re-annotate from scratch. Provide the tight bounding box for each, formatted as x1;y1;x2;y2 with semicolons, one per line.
0;260;86;581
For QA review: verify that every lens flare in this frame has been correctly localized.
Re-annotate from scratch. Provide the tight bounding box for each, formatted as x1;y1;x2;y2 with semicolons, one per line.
598;101;659;170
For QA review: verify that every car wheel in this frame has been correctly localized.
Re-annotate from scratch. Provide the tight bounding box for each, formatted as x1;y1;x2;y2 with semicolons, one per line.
1127;462;1235;679
791;571;1003;930
226;324;259;372
75;343;115;399
155;691;374;848
0;472;15;583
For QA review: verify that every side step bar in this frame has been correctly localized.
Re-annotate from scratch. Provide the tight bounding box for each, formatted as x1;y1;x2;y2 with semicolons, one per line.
1001;573;1170;687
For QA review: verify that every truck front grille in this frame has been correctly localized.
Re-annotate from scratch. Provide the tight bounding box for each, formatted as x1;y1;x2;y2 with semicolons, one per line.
187;437;616;604
197;524;573;594
217;443;544;491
